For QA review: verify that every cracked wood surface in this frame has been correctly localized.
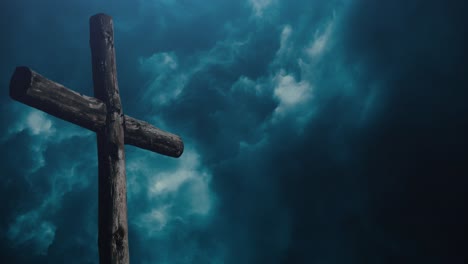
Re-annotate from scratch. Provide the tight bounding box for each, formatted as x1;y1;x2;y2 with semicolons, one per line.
90;13;129;264
9;67;183;158
9;13;185;264
10;14;184;264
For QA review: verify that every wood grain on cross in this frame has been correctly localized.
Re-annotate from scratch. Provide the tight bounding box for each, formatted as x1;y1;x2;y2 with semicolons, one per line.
9;13;183;264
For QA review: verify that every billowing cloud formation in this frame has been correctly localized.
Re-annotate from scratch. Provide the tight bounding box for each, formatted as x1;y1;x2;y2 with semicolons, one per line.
1;0;467;263
249;0;275;17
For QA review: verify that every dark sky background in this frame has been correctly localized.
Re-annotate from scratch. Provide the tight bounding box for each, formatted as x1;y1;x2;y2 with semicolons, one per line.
1;0;467;263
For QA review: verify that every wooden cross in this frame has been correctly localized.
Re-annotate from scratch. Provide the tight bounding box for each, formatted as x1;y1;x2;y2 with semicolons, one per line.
9;14;184;264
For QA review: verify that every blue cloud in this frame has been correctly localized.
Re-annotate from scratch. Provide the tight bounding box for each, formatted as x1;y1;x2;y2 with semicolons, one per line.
1;0;467;263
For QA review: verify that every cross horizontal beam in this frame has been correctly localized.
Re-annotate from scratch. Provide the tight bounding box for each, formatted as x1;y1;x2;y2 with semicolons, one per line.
9;66;183;158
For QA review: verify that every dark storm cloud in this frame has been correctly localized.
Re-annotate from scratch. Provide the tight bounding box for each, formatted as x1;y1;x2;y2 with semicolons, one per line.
333;1;468;261
160;1;467;263
1;0;467;263
0;119;98;263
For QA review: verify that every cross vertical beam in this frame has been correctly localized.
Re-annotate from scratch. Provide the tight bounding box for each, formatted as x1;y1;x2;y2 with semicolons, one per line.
90;14;129;264
9;13;184;264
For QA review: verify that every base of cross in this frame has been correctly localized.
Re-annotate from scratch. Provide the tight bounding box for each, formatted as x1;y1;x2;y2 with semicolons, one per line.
9;13;184;264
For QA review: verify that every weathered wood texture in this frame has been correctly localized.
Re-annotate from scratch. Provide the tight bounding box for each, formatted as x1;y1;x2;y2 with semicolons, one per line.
9;12;186;264
125;116;183;157
9;66;106;132
9;67;183;158
90;13;129;264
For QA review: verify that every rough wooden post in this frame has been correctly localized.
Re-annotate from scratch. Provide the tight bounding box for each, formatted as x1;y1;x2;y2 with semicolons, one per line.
10;13;185;263
90;14;129;264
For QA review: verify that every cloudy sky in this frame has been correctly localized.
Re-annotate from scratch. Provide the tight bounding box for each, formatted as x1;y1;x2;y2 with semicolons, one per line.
0;0;467;263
